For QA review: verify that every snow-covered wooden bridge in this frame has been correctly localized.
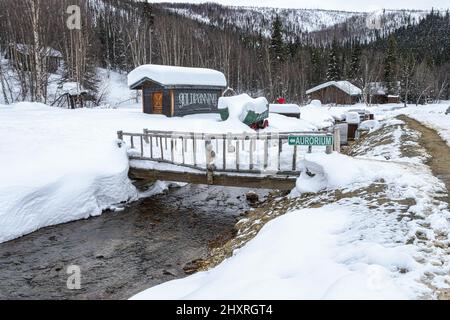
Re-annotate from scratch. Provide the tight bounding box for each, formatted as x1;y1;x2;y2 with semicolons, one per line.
117;129;340;190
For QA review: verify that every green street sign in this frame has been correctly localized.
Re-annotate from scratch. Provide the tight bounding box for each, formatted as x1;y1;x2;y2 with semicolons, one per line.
288;135;333;146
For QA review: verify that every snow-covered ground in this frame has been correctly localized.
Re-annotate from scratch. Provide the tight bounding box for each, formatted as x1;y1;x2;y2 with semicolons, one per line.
393;104;450;147
0;97;320;243
132;153;450;299
1;61;449;300
132;103;450;300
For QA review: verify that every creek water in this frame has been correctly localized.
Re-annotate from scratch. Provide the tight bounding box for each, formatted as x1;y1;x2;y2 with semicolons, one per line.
0;184;268;299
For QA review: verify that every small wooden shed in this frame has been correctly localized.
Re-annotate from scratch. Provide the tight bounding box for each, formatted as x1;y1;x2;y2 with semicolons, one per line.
128;64;227;117
5;43;62;73
367;82;401;104
306;81;362;105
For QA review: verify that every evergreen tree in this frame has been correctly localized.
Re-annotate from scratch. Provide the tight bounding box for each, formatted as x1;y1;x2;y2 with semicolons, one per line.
326;39;341;81
269;15;286;99
310;47;322;86
348;43;362;81
269;15;286;65
384;36;399;95
400;53;416;105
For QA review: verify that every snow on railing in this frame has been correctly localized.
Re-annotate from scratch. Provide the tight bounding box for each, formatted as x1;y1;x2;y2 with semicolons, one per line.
117;129;339;176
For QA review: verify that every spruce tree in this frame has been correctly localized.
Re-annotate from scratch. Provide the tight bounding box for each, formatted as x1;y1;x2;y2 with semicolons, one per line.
348;43;362;82
326;39;341;81
384;36;398;95
269;15;286;100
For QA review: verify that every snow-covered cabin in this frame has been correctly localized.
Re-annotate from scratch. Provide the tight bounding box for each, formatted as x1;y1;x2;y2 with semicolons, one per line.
5;43;63;73
306;81;362;105
128;64;227;117
367;82;400;104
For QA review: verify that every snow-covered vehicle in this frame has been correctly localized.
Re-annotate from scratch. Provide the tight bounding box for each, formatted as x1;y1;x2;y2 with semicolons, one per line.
218;94;269;129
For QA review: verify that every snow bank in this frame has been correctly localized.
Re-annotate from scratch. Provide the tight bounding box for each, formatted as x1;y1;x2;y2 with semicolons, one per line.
293;153;442;196
128;64;227;88
267;113;317;132
394;103;450;147
130;205;416;300
131;149;448;300
0;103;140;243
345;111;360;124
359;120;381;131
0;99;324;242
300;104;335;129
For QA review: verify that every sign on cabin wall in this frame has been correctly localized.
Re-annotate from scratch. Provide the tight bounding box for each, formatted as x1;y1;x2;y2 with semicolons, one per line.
288;135;333;146
174;90;220;115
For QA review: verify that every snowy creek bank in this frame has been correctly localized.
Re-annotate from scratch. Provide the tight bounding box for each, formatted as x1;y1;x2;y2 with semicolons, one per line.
0;184;269;299
133;115;450;300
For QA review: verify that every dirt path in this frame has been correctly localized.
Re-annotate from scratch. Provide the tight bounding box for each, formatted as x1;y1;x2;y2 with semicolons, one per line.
0;184;268;300
398;115;450;204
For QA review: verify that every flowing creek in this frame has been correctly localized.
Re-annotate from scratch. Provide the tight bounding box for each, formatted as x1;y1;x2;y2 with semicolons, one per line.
0;184;268;299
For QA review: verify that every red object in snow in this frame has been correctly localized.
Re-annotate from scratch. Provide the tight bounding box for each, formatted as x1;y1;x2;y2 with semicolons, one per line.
277;97;286;104
249;120;269;130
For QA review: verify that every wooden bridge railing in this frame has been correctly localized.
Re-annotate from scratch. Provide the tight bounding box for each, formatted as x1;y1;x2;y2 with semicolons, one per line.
117;129;338;177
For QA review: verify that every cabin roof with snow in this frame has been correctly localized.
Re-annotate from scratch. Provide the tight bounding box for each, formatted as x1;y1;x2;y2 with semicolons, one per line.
306;81;362;96
368;81;401;95
11;43;63;58
128;64;227;90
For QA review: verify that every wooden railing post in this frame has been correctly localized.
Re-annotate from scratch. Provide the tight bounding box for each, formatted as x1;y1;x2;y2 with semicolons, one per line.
333;127;341;153
205;137;215;184
117;131;123;141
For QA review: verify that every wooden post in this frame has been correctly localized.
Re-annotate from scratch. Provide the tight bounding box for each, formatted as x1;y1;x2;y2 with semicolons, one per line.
205;138;214;184
143;129;149;144
278;137;282;171
222;134;226;170
140;136;144;157
333;127;341;153
171;139;175;162
159;136;163;159
117;131;123;141
181;137;185;164
263;133;269;170
192;133;197;166
150;136;153;158
236;139;240;171
249;137;254;170
130;135;135;149
308;145;312;154
292;145;297;171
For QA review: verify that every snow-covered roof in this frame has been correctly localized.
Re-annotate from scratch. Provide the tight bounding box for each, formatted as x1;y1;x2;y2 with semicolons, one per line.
12;43;63;58
367;82;401;96
128;64;227;89
306;81;362;96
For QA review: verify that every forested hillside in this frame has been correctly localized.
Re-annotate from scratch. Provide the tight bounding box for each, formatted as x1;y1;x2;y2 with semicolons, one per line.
0;0;448;105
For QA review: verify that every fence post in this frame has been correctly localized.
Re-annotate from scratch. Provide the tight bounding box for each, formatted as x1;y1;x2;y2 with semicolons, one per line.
143;129;149;144
117;131;123;141
205;137;215;184
333;127;341;153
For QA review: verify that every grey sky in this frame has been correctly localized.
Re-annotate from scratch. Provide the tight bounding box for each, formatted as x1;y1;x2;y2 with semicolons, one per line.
149;0;450;12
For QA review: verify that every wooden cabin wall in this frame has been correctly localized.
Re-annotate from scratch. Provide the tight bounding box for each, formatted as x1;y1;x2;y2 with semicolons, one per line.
309;86;358;105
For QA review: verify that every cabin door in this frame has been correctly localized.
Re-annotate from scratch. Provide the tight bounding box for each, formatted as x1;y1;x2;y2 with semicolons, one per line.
152;92;163;114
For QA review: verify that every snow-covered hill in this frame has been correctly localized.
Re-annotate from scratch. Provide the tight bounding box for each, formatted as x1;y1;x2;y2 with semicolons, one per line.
161;3;429;43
